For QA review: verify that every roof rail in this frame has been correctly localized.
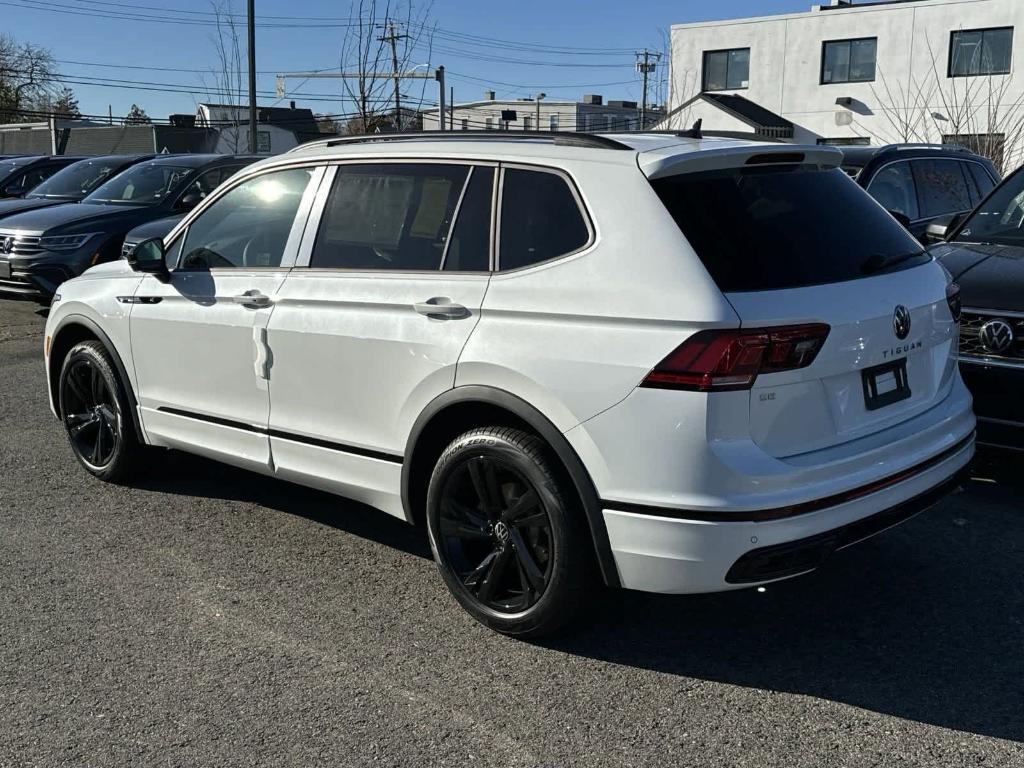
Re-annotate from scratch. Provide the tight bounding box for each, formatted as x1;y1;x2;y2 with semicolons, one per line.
288;130;633;154
878;143;967;154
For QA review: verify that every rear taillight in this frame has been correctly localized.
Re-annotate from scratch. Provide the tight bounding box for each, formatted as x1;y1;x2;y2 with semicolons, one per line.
641;324;831;392
946;282;962;322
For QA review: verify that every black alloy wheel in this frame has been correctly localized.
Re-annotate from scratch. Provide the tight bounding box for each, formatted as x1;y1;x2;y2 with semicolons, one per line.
426;427;592;637
438;456;554;612
61;356;120;469
58;340;141;482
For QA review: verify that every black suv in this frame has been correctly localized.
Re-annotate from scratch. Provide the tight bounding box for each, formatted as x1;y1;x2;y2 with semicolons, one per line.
0;155;89;199
841;144;1000;242
0;154;259;300
0;155;153;221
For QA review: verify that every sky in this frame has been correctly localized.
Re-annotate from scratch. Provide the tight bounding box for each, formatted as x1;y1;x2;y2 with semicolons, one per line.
5;0;815;122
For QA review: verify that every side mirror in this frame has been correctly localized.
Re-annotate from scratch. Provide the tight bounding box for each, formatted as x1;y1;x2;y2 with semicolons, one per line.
924;213;962;244
177;190;204;211
887;210;912;230
126;237;170;281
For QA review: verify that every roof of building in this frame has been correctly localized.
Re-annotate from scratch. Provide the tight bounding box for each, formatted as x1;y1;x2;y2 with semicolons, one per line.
198;103;320;137
422;99;645;115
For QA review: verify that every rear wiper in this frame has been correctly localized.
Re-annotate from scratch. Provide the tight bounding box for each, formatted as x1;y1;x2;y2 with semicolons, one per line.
860;251;921;275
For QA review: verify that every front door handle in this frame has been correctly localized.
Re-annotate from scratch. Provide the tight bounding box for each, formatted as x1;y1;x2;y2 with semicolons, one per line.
233;289;273;309
413;297;469;320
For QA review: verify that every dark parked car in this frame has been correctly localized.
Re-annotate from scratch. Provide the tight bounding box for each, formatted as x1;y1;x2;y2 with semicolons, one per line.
0;155;154;221
841;144;1000;242
931;164;1024;450
0;155;89;199
121;214;183;259
0;154;259;300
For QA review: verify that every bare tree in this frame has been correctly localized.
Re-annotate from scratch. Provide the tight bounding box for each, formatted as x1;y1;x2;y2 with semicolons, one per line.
337;0;434;134
0;33;61;122
201;0;246;150
867;33;1024;174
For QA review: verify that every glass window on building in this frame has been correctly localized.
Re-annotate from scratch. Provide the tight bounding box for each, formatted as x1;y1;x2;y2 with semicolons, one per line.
950;28;1013;76
549;113;559;131
821;38;877;83
702;48;750;91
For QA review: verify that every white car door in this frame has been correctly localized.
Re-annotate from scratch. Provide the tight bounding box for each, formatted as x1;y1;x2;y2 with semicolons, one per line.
129;165;324;471
265;161;495;517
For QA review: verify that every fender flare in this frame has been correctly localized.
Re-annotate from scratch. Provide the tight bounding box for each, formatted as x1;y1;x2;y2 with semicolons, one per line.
50;313;145;443
402;385;621;588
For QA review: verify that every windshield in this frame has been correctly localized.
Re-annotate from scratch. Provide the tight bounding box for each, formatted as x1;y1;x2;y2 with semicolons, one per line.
954;170;1024;246
84;163;193;206
652;165;929;292
27;159;124;200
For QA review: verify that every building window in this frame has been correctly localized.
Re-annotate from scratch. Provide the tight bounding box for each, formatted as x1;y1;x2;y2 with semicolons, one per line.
821;38;877;84
702;48;750;91
549;113;559;131
816;137;871;146
485;117;494;131
523;115;533;131
949;27;1013;77
460;118;468;131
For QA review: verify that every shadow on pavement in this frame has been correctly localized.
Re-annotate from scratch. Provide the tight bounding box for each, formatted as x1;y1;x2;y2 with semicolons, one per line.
129;446;1022;742
131;449;432;561
547;458;1024;743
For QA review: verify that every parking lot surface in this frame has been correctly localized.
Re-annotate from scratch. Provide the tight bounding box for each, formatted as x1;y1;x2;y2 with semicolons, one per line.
1;297;1022;767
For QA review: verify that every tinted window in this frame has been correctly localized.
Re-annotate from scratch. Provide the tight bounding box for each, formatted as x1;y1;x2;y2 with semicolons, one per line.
311;163;469;271
867;162;919;220
86;163;193;206
176;168;315;270
967;162;997;201
703;48;750;91
499;168;589;271
955;171;1024;246
13;164;59;193
27;159;123;199
444;166;493;272
913;159;973;218
950;28;1013;76
175;165;244;210
652;166;928;293
822;38;877;84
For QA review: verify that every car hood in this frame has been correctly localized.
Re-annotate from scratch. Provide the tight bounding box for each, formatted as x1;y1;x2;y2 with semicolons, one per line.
933;241;1024;312
0;197;70;220
0;201;149;235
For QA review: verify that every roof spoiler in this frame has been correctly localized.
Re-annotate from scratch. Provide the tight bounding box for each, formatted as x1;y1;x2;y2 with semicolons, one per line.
639;144;843;180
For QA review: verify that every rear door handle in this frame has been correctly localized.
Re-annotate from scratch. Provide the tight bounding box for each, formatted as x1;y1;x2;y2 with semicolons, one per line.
414;297;469;320
233;290;273;309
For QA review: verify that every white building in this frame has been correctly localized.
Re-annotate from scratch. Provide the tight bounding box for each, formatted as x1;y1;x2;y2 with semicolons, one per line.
664;0;1024;171
195;103;323;155
422;93;659;133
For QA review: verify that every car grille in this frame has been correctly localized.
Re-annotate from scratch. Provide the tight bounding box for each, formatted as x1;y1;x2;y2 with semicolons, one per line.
959;309;1024;367
0;231;43;257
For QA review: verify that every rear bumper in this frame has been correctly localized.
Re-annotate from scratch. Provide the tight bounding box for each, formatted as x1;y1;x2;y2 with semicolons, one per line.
601;432;974;593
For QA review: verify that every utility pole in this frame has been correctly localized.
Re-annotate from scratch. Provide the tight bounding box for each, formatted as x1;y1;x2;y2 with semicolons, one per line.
449;86;454;130
436;66;446;131
378;22;408;130
535;92;546;131
247;0;258;152
635;49;660;130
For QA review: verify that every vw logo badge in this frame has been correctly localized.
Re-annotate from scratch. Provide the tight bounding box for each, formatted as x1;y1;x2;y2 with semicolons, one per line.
979;318;1015;354
1;236;12;254
893;305;912;340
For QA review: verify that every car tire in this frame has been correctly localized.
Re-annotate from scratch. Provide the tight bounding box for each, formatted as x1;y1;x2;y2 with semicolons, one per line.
57;340;142;483
426;426;592;638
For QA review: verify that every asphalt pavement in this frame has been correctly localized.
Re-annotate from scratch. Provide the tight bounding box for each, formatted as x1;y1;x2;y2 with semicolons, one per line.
1;296;1022;767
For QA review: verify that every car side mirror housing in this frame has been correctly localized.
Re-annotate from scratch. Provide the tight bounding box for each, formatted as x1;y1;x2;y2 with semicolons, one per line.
924;213;962;244
126;237;170;281
887;209;912;230
177;190;204;211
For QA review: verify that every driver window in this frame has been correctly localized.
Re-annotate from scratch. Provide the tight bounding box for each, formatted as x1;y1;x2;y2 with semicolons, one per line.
177;168;315;270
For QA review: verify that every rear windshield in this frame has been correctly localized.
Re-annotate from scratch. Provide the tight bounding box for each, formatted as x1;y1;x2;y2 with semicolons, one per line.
652;165;929;292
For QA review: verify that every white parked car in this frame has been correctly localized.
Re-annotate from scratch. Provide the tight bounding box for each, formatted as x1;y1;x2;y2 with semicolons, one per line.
43;131;975;637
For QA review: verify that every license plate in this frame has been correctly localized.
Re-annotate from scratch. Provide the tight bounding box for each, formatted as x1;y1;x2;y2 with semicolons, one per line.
862;358;911;411
0;260;9;280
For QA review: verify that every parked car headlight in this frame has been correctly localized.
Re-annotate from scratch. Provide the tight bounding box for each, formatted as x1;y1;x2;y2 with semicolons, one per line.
38;233;96;251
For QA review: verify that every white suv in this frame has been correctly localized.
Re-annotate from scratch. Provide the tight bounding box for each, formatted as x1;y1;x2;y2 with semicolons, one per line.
43;131;975;637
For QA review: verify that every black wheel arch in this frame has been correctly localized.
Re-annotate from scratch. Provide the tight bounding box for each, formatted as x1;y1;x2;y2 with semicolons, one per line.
49;313;145;443
403;385;620;588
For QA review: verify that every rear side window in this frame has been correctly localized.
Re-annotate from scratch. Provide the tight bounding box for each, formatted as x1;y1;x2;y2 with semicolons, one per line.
311;163;469;271
966;162;997;202
652;165;928;293
912;159;973;218
444;166;493;272
498;168;589;271
866;161;919;221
